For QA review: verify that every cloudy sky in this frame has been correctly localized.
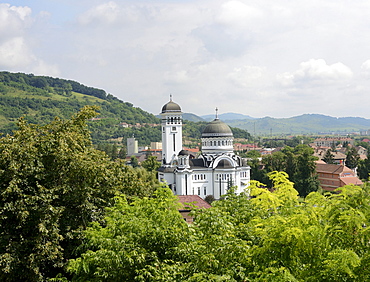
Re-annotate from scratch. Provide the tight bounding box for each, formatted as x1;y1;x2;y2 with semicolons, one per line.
2;1;370;118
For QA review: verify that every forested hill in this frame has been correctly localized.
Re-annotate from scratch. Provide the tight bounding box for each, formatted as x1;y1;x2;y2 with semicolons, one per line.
0;71;162;143
0;71;159;125
0;72;251;144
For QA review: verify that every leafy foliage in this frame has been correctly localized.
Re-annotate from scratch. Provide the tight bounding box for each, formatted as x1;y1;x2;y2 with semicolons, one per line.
68;188;189;281
0;106;161;281
0;72;160;145
68;172;370;281
323;148;335;164
248;145;320;197
358;151;370;180
346;146;360;169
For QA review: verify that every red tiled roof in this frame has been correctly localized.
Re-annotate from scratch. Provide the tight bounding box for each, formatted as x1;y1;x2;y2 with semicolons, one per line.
316;164;352;174
340;177;363;186
177;195;211;210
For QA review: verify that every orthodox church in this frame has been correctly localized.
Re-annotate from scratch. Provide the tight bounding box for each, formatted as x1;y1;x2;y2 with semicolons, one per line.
157;98;250;199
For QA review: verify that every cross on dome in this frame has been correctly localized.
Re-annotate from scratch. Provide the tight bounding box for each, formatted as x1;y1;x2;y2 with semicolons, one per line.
215;107;219;119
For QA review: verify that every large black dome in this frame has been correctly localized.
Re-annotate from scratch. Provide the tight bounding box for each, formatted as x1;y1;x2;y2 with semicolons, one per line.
202;118;233;137
161;100;181;113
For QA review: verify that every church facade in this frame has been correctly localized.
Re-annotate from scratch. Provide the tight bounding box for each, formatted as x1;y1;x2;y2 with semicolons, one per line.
158;98;250;199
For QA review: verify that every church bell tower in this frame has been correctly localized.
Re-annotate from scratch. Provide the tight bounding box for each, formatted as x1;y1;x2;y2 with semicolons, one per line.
160;96;183;165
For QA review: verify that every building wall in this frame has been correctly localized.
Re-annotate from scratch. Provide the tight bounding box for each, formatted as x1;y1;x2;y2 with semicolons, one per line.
169;166;250;199
317;171;341;191
161;113;182;164
127;137;138;155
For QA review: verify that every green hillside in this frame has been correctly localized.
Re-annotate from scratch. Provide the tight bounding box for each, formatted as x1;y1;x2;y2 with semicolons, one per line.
0;72;251;146
0;72;162;145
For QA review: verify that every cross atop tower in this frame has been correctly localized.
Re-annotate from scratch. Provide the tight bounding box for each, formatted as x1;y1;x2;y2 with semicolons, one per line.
170;94;172;101
215;107;219;119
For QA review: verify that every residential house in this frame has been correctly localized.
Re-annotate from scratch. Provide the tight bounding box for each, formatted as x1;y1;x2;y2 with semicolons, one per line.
316;163;363;192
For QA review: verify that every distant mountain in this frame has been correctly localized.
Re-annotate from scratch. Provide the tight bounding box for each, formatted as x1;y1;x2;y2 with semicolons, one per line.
225;114;370;135
3;72;370;137
183;113;205;122
201;112;255;121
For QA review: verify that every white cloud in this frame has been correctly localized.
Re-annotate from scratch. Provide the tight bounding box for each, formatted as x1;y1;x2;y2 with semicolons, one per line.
78;1;125;25
0;37;35;68
227;65;265;88
164;70;189;84
217;1;263;29
361;59;370;71
277;59;353;87
32;60;60;77
0;3;32;41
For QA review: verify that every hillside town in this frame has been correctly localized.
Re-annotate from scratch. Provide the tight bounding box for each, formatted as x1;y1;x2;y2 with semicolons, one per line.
123;99;369;198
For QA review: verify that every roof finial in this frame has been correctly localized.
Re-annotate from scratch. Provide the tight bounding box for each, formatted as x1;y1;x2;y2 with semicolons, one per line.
170;94;172;101
215;107;219;119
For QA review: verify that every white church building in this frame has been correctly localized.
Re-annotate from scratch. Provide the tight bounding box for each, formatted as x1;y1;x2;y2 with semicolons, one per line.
158;98;250;199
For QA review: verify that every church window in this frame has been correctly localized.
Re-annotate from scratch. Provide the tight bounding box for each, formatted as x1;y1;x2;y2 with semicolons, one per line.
162;127;165;132
192;187;195;194
222;141;224;146
173;134;176;151
218;141;221;146
204;187;207;195
198;187;200;195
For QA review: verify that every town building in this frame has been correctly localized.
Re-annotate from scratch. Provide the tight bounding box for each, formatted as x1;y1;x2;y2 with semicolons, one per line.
158;98;250;199
316;163;363;192
313;137;354;147
126;137;138;155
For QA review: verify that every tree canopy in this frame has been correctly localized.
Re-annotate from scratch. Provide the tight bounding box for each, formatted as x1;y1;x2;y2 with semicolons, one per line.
67;172;370;281
248;145;320;197
0;106;161;281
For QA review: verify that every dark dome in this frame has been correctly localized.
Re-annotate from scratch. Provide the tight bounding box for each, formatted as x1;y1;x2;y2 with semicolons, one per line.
161;100;181;113
202;118;233;137
178;149;190;156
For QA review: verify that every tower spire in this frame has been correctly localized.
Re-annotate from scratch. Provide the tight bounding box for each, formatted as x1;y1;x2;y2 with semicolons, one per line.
170;94;172;101
215;107;219;119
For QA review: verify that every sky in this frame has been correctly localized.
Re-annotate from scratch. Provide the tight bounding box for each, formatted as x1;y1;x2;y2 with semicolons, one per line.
2;1;370;118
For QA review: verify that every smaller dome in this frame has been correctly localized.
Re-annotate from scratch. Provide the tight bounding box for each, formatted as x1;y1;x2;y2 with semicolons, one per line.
202;118;233;137
161;100;181;113
178;149;190;156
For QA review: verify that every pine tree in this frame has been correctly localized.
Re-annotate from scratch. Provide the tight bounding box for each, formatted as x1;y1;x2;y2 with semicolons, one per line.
323;149;335;164
346;147;360;169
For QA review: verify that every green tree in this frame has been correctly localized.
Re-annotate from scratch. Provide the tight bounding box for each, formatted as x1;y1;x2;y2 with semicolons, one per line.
244;149;261;158
130;155;139;168
0;106;125;281
141;155;160;172
67;172;370;281
68;188;190;281
346;147;360;169
358;151;370;180
292;145;320;197
323;148;335;164
117;146;126;159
